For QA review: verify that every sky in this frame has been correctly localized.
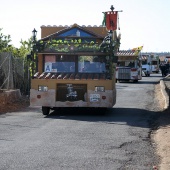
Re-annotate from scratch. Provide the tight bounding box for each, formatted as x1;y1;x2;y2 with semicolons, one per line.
1;0;170;52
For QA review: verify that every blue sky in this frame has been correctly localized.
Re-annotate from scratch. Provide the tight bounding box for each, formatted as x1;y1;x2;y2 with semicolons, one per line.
1;0;170;52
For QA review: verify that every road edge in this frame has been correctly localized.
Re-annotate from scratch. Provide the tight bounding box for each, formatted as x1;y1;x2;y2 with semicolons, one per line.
160;80;169;110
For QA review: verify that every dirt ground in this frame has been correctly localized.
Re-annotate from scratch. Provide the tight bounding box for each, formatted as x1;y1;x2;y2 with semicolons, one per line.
0;95;30;113
0;85;169;170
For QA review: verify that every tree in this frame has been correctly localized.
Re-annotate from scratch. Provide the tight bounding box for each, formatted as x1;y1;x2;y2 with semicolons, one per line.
0;28;33;93
0;28;11;52
11;38;33;94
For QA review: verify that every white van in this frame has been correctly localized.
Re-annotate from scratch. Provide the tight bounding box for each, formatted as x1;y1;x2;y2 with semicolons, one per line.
142;64;152;76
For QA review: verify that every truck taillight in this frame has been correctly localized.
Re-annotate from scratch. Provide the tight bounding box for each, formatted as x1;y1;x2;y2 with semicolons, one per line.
131;68;137;71
37;95;41;99
102;96;106;100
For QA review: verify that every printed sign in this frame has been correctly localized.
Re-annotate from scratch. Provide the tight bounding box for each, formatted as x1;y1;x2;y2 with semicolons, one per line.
45;62;52;72
44;55;56;72
90;94;100;102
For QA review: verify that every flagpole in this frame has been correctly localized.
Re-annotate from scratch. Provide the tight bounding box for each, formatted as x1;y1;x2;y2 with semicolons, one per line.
102;10;123;13
102;5;123;13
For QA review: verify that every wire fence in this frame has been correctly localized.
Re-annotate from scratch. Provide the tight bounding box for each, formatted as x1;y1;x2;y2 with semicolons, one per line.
0;52;30;95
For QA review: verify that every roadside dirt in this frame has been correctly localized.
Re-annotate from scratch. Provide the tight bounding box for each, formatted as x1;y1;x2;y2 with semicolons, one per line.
152;83;170;170
152;84;170;170
0;85;169;170
0;95;30;114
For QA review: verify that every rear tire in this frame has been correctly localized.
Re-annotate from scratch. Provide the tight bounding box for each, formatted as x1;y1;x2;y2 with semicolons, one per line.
42;106;50;115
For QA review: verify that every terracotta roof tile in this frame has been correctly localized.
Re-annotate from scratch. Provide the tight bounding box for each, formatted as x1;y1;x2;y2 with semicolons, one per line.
116;50;137;56
57;74;64;79
100;74;106;80
75;74;80;80
87;74;93;80
34;73;110;80
81;74;87;80
69;73;75;79
63;74;70;79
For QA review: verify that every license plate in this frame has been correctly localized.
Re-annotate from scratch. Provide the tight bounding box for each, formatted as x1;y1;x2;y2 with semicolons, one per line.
90;94;100;102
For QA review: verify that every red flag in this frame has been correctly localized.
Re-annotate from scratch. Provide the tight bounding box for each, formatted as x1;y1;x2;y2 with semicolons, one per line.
106;11;118;31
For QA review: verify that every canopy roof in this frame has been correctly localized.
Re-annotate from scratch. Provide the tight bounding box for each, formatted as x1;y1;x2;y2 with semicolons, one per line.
116;50;140;56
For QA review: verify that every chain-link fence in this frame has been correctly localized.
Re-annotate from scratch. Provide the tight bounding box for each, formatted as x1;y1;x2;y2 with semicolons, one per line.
0;52;30;95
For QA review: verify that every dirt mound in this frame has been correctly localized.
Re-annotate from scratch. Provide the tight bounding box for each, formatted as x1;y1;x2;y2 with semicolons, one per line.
0;95;30;114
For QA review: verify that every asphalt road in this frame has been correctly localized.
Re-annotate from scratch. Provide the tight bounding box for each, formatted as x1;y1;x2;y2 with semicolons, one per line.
0;74;162;170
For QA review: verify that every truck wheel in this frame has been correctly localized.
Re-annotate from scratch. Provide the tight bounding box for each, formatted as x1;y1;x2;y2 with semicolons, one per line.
42;106;50;115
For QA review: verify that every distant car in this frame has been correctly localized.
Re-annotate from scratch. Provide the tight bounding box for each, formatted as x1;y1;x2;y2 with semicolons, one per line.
142;64;152;76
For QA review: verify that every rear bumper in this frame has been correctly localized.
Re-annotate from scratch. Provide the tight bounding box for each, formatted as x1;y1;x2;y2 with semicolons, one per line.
30;89;116;108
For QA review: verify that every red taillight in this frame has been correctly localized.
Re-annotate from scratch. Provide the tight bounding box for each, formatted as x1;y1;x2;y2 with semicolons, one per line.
37;95;41;99
102;96;106;100
131;68;137;71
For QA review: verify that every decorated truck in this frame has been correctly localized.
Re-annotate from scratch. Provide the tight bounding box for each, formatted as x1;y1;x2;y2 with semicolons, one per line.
29;5;122;115
116;47;143;82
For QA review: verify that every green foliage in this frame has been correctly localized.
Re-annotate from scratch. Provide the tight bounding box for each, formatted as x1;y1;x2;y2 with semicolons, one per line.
19;38;32;58
0;28;33;59
41;39;101;53
0;28;34;93
0;28;12;52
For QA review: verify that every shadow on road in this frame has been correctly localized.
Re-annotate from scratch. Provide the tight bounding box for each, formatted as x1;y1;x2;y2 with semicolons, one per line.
45;107;163;129
154;109;170;128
